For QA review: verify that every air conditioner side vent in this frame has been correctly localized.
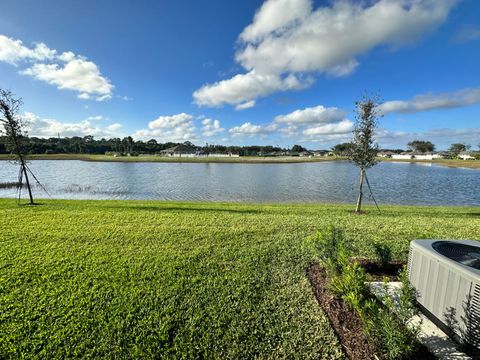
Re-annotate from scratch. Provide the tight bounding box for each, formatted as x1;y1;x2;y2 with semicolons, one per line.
468;283;480;348
407;247;413;276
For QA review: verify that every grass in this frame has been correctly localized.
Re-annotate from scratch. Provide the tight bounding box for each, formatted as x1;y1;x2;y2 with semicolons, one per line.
0;199;479;359
1;153;479;168
380;157;480;169
0;153;344;164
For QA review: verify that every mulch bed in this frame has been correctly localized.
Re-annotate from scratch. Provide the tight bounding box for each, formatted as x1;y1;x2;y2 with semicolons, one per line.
355;258;404;281
307;263;378;360
307;262;436;360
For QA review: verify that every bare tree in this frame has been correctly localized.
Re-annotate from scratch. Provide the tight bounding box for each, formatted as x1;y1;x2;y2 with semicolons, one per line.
350;95;380;213
0;89;34;204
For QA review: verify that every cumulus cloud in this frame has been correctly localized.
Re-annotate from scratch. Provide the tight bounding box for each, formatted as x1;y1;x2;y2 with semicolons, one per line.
229;122;278;137
275;105;346;124
193;70;311;107
194;0;457;108
273;104;353;141
23;112;123;138
0;35;56;65
302;120;354;136
379;88;480;114
22;56;113;101
201;118;224;137
133;113;197;142
235;100;256;111
0;34;114;101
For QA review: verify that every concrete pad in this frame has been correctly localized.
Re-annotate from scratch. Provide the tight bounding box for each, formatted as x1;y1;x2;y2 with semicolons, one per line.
368;282;472;360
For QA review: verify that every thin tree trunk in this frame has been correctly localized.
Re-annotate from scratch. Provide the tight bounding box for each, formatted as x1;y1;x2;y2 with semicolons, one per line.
19;155;34;204
355;168;365;213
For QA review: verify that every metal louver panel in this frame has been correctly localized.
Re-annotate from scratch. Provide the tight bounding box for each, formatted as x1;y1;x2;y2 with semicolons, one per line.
468;283;480;347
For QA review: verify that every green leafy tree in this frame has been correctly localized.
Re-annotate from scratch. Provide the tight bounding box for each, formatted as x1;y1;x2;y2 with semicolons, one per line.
350;95;380;213
449;143;470;157
291;144;307;153
0;89;34;204
332;142;355;156
407;140;435;153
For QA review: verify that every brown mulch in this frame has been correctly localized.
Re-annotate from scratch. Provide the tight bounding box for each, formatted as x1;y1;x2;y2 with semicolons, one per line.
308;263;436;360
307;263;378;360
355;259;405;281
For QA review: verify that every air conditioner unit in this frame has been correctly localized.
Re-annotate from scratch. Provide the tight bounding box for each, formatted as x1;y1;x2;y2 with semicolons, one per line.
407;239;480;349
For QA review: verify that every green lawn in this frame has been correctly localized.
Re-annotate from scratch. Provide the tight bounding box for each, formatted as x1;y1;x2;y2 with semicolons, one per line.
0;199;479;359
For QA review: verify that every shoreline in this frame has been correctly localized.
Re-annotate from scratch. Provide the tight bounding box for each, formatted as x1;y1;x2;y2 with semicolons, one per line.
0;154;479;168
1;197;478;209
0;197;477;209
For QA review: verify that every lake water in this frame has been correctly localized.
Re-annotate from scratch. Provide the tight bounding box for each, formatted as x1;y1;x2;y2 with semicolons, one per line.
0;160;479;206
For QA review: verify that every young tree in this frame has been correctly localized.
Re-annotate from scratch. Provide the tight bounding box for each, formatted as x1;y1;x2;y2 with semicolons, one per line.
0;89;34;204
350;95;380;213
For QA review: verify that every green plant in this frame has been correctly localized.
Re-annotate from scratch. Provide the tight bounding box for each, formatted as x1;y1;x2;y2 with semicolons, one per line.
375;308;416;360
329;262;368;303
311;225;350;275
397;266;419;323
372;241;392;268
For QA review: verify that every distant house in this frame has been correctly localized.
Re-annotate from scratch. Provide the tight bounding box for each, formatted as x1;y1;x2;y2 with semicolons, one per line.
378;151;395;158
206;153;240;158
299;151;313;157
414;153;444;160
458;152;475;160
159;144;199;157
392;152;413;160
313;150;332;157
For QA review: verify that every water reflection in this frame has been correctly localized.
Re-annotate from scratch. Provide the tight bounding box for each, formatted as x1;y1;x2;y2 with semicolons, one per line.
0;160;478;206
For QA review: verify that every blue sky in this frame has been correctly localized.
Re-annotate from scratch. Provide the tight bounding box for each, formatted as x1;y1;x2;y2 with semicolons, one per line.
0;0;479;150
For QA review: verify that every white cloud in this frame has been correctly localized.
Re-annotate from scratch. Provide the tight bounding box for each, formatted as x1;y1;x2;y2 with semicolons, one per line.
235;100;256;111
379;88;480;114
201;118;224;137
273;104;353;141
194;0;457;108
240;0;312;43
0;34;114;101
193;70;311;107
133;113;197;142
302;120;354;136
229;122;278;137
23;112;123;138
275;105;346;124
22;57;113;101
0;35;56;65
106;123;123;132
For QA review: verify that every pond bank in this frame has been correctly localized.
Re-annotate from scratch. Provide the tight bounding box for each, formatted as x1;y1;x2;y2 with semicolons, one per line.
1;154;479;168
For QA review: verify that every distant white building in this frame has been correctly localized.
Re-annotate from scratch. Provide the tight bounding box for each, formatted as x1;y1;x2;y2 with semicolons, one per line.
392;153;413;160
206;153;240;158
378;151;395;158
414;153;444;160
458;152;475;160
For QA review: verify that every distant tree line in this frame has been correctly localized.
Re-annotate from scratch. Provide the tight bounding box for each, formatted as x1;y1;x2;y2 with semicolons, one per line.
0;135;306;157
331;140;479;158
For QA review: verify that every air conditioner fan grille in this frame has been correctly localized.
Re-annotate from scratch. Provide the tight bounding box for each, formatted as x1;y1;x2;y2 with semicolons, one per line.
432;241;480;270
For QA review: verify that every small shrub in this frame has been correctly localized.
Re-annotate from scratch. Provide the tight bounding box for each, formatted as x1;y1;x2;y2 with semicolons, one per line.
372;241;392;268
397;266;419;323
329;261;368;304
311;226;350;275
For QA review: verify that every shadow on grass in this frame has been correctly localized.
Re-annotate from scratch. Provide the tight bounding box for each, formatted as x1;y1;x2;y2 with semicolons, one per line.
99;205;265;215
